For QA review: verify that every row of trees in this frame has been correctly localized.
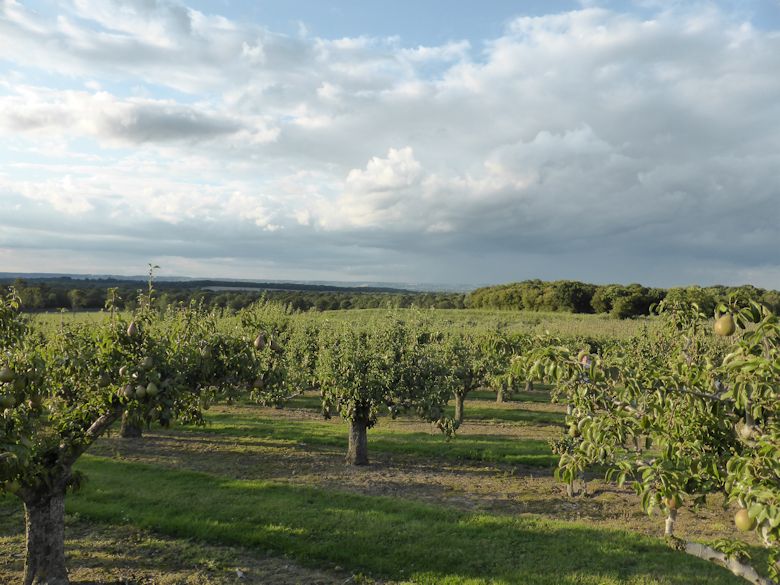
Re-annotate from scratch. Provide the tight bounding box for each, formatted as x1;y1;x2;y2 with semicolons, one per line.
467;279;780;318
6;278;465;313
12;275;780;320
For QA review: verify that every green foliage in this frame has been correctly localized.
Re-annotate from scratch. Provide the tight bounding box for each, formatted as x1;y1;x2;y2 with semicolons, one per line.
442;331;496;399
519;296;780;578
2;276;465;313
237;299;295;407
468;279;780;319
0;287;267;499
316;313;453;432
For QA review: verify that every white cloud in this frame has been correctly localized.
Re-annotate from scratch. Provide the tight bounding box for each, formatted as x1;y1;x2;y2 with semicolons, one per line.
2;1;780;286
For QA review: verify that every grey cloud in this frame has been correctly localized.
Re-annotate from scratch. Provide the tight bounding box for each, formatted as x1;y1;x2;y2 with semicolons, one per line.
95;103;243;143
2;3;780;287
0;92;246;143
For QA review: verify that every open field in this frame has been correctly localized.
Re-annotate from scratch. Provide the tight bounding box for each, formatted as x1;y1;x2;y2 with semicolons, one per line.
314;308;658;339
32;307;658;339
0;391;764;584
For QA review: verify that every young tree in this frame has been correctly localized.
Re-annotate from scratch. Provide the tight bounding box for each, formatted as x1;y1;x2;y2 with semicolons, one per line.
443;330;507;424
492;334;536;403
0;289;261;585
317;315;452;465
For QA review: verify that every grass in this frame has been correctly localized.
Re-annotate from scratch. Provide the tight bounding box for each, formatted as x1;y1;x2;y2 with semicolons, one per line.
443;404;563;426
51;456;746;585
283;392;563;426
469;390;552;403
186;410;559;466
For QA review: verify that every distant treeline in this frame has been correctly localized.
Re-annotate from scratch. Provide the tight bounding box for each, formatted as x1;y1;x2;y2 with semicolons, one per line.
465;280;780;318
6;276;780;318
3;277;466;312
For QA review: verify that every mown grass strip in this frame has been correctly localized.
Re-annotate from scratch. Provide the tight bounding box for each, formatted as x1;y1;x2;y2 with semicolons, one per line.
190;412;558;466
63;456;745;585
442;405;563;425
287;391;555;410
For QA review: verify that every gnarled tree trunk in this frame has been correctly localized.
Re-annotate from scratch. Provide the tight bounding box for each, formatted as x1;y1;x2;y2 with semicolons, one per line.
23;486;69;585
496;385;506;403
19;407;122;585
346;409;369;465
119;411;142;438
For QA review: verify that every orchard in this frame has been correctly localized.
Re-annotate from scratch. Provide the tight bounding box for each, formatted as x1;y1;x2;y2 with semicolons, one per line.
2;282;779;585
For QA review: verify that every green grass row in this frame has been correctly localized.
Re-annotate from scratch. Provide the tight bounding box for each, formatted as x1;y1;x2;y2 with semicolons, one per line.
30;456;744;585
185;411;559;466
284;392;563;426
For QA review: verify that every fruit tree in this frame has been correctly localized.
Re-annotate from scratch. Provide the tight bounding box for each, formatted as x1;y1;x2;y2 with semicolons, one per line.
316;314;453;465
518;299;780;584
0;288;263;585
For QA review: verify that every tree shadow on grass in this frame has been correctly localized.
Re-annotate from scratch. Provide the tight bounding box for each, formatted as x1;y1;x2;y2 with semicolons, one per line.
0;504;347;585
69;458;746;585
163;415;558;467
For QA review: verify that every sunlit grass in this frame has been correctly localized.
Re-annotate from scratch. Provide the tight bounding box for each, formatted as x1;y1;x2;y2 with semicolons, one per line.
47;457;748;585
185;411;559;466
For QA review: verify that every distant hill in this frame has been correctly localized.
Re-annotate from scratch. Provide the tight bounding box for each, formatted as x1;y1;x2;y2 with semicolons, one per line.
0;272;467;312
0;272;468;293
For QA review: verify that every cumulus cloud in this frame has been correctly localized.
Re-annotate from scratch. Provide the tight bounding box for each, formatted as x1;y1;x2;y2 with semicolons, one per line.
1;1;780;286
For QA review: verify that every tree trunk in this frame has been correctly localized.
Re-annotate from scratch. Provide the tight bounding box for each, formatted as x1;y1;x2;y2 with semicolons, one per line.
120;411;142;438
665;509;677;537
454;393;465;424
524;380;534;392
496;385;505;403
346;414;369;466
23;488;69;585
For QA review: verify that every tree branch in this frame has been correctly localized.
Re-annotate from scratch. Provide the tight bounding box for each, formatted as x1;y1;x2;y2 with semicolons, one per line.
60;404;124;467
673;540;775;585
673;386;732;403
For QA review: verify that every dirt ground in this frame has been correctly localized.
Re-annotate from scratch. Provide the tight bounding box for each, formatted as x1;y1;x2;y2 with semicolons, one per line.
0;399;755;584
88;402;745;543
0;511;364;585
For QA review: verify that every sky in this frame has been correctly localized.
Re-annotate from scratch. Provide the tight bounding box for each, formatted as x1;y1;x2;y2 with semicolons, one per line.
2;1;780;288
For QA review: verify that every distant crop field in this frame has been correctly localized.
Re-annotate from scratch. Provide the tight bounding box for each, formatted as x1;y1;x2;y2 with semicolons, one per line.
320;307;658;339
37;306;657;339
